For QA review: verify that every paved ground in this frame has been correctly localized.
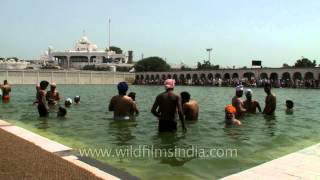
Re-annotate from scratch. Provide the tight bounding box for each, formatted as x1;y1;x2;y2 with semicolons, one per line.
0;128;106;180
221;143;320;180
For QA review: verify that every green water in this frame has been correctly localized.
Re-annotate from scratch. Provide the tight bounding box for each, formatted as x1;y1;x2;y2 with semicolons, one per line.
1;85;320;179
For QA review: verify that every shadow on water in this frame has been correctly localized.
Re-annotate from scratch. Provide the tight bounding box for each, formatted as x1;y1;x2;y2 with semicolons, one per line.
108;120;137;146
150;132;195;167
35;117;50;130
263;114;277;137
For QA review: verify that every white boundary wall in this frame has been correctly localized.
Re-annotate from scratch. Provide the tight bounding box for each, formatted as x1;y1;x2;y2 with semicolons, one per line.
0;70;135;85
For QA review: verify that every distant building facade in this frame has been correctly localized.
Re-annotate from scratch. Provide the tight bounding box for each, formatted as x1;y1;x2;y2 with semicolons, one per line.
49;34;132;69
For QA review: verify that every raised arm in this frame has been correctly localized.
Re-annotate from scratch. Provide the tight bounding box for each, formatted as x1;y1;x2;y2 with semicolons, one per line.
177;96;186;132
151;96;160;118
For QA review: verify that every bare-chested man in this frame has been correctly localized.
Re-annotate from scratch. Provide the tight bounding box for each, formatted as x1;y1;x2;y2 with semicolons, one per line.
263;83;276;115
232;85;246;117
1;80;11;101
225;105;241;126
37;81;50;117
180;91;199;121
109;82;136;120
243;89;262;113
151;79;186;132
46;82;60;106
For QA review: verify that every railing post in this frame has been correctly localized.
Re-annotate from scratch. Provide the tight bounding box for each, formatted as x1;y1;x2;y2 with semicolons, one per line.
37;71;39;84
22;71;25;84
78;71;80;84
90;72;92;84
65;71;68;84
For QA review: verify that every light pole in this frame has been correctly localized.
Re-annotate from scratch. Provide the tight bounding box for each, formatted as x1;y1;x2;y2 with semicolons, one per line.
206;48;212;62
108;18;111;51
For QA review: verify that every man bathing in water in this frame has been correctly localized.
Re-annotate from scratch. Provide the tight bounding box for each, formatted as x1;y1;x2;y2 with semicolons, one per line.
1;80;11;101
151;79;186;132
180;91;199;121
232;85;246;117
37;81;50;117
263;83;276;115
109;82;137;120
225;105;241;126
243;89;262;113
46;82;60;106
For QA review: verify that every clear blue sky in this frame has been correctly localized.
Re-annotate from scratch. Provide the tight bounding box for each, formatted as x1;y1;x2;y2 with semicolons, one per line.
0;0;319;67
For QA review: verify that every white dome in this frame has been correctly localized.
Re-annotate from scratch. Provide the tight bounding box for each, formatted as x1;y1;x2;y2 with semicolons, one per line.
79;36;89;43
75;34;98;51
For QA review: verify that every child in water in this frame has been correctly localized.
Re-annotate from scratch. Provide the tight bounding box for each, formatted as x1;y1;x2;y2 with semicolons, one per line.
128;92;139;115
286;100;294;114
74;96;80;104
57;106;67;117
65;98;73;107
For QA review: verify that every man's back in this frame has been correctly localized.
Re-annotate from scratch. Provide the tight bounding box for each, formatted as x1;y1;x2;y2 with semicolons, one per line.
109;95;135;118
156;91;179;121
183;100;199;120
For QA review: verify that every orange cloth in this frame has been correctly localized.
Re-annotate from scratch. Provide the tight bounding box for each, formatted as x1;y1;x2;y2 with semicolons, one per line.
225;105;236;114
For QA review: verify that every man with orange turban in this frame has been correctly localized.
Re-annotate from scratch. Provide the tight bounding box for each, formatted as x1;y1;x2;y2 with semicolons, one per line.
225;105;241;126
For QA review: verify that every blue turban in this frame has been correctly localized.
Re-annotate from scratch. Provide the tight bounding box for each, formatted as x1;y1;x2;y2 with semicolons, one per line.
117;82;128;92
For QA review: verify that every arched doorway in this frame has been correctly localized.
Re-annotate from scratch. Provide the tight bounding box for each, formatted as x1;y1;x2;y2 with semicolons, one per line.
305;72;314;80
232;73;239;79
167;74;172;79
215;73;221;79
224;73;230;80
243;72;255;80
260;73;268;79
282;72;291;80
150;74;155;80
186;74;191;80
146;75;150;80
161;74;166;80
135;75;140;80
208;73;213;80
293;72;302;80
270;73;278;80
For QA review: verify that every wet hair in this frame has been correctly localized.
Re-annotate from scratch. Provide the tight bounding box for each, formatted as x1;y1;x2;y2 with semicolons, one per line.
3;80;8;84
180;91;191;102
57;107;67;117
264;82;272;88
40;81;49;89
74;96;80;103
286;100;294;109
128;92;136;101
117;82;128;95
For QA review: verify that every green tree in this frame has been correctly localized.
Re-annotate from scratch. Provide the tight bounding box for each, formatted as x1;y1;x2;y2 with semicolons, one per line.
294;57;316;68
134;57;171;72
282;63;291;68
106;46;123;54
197;60;219;70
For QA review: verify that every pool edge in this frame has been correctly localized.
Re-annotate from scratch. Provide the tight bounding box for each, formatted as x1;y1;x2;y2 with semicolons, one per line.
220;142;320;179
0;119;135;180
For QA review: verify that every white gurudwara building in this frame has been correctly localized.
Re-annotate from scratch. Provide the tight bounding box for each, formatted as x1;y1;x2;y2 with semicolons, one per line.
49;33;133;69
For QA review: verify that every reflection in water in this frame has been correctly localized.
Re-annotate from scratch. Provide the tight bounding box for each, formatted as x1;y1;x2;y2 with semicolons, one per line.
151;132;194;166
36;118;50;130
264;115;277;137
109;120;137;146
